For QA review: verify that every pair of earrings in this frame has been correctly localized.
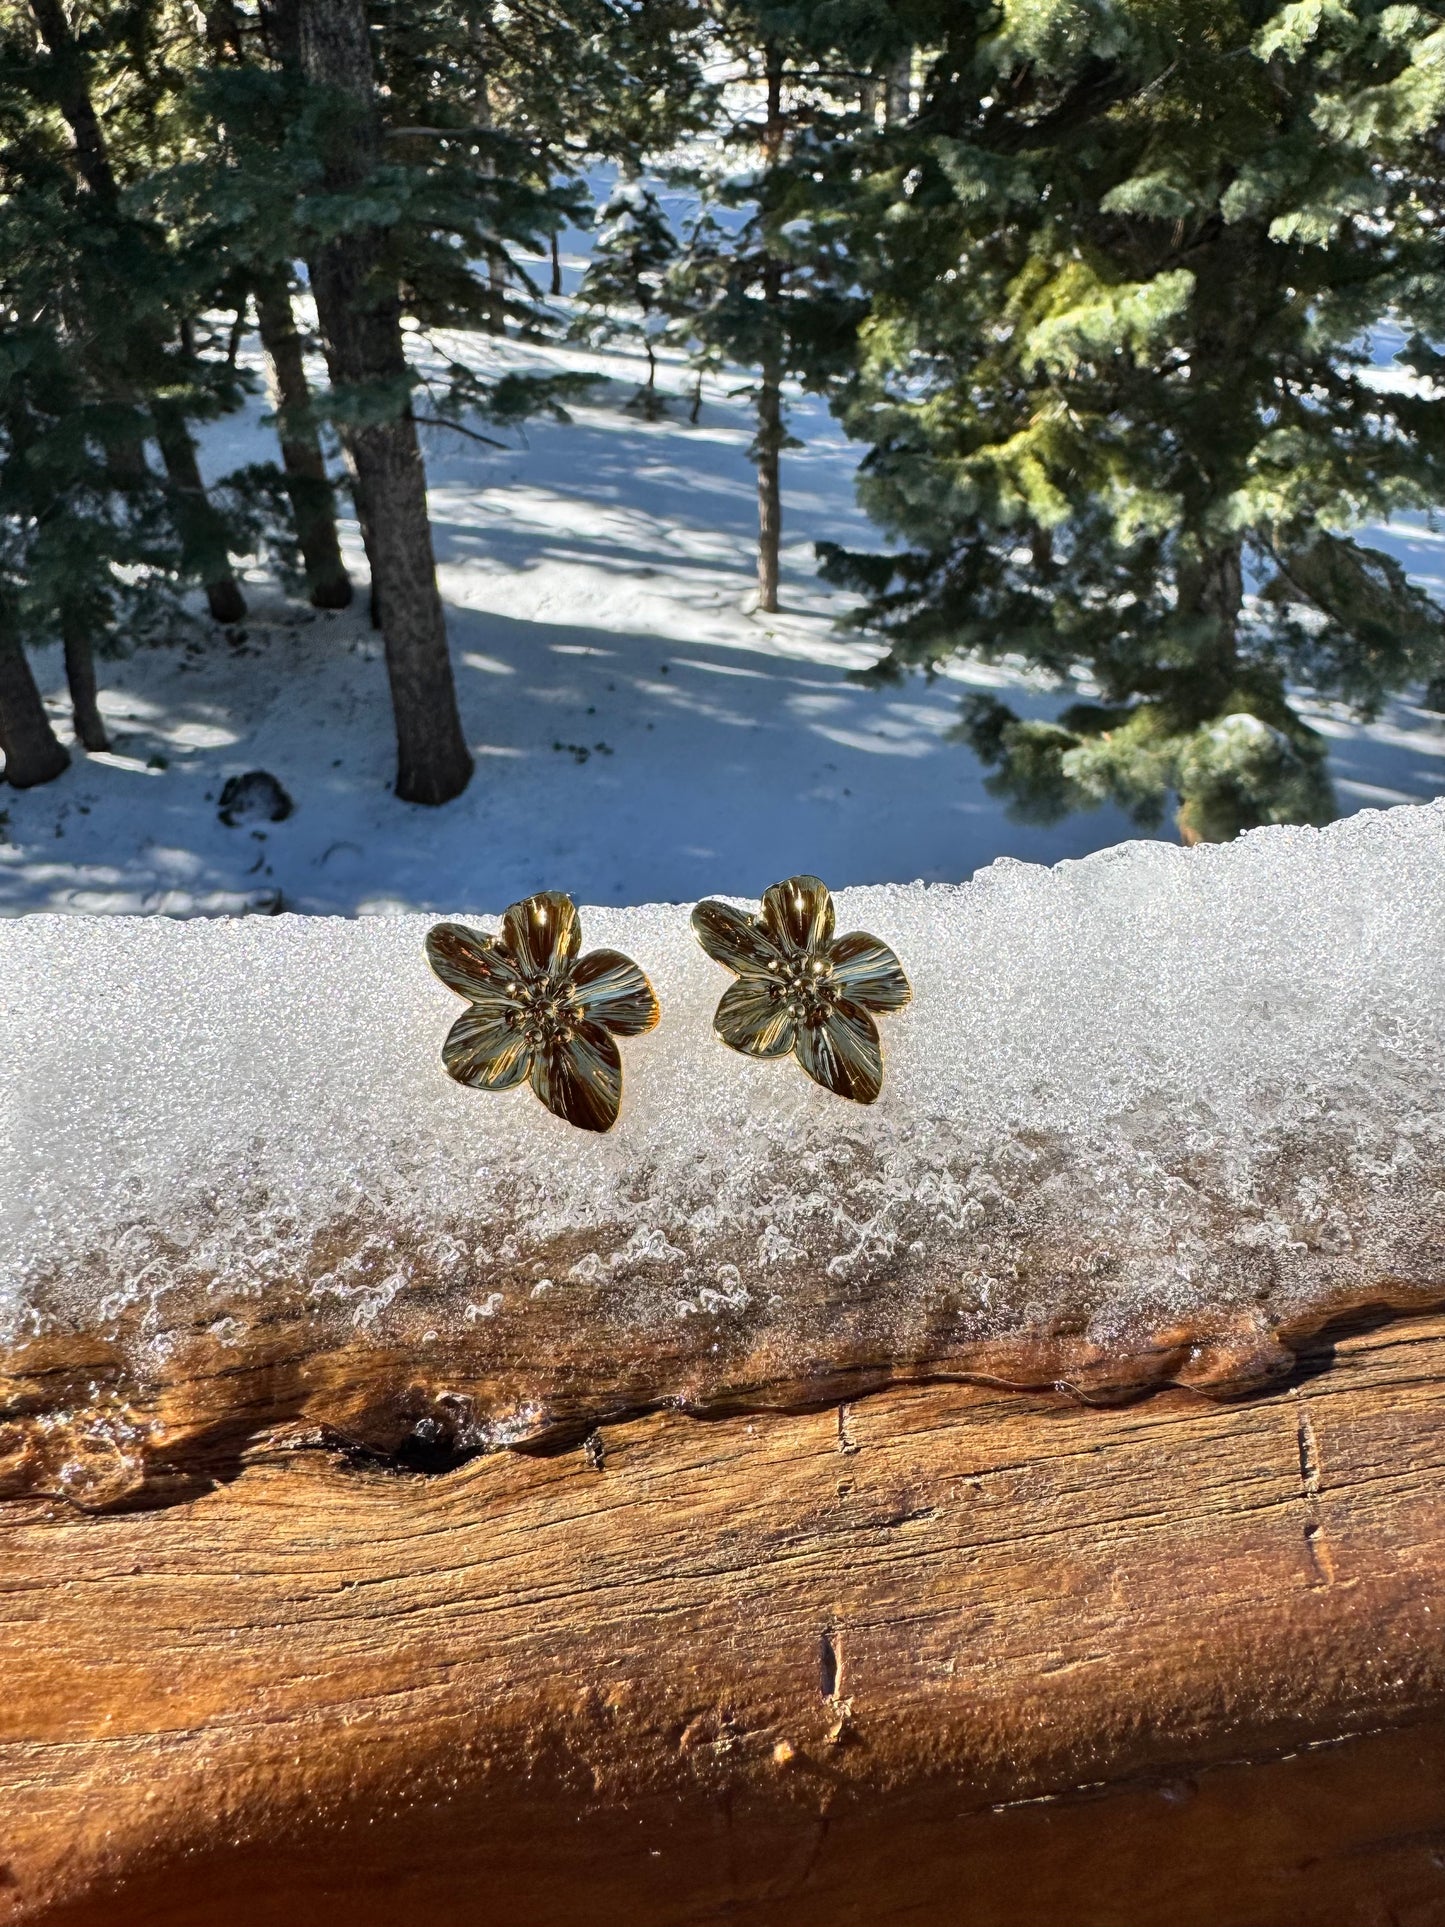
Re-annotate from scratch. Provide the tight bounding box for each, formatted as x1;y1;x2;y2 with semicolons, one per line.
425;875;912;1133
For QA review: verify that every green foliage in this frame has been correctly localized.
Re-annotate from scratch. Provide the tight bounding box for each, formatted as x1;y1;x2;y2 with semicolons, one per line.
570;179;679;412
0;0;710;709
664;143;864;420
5;0;1445;833
0;2;251;650
0;310;176;651
805;0;1445;839
955;688;1335;842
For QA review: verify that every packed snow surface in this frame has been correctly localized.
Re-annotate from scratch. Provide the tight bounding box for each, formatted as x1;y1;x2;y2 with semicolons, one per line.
3;803;1442;1352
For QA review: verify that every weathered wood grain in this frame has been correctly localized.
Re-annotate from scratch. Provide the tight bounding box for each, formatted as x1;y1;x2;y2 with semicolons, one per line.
5;1311;1445;1925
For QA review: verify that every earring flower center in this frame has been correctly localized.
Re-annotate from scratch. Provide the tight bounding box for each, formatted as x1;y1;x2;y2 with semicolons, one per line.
509;977;581;1047
768;954;837;1026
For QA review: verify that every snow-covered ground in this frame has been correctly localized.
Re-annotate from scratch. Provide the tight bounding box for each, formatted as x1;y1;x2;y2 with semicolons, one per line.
3;270;1443;916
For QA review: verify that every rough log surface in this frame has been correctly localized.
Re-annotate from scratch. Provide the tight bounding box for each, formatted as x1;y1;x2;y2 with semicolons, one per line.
6;1310;1445;1925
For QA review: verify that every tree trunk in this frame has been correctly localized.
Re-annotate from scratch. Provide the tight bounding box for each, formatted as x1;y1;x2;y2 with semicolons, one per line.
61;605;110;752
0;604;69;788
755;45;785;615
1202;541;1244;658
884;49;911;123
550;230;563;297
1174;538;1248;844
27;0;115;207
206;0;352;616
225;303;248;370
756;341;783;614
254;275;353;610
297;0;472;805
1178;538;1244;707
151;402;248;625
467;49;506;334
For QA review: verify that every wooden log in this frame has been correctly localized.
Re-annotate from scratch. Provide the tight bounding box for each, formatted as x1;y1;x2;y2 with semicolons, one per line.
4;1308;1445;1925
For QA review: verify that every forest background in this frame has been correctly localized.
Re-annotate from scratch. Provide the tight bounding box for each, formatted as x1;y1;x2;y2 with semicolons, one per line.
3;0;1445;914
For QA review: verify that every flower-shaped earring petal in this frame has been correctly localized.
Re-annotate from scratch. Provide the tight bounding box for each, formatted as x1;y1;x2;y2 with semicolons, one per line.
692;875;910;1104
426;892;659;1132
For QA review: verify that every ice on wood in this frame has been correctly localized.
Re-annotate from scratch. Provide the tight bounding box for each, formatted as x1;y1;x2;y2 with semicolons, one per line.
2;803;1443;1413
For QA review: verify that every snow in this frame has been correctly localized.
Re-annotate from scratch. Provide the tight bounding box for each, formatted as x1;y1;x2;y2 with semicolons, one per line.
1;262;1441;916
4;802;1443;1365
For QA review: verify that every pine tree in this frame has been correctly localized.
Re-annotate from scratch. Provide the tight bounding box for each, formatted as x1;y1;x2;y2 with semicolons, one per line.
253;271;353;612
26;0;251;629
571;179;679;416
172;0;703;800
814;0;1445;841
0;0;205;778
664;16;865;610
665;206;729;421
294;0;474;805
191;0;355;610
2;0;711;794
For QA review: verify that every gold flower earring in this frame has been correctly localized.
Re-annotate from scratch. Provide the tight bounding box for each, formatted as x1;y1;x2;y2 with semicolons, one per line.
426;893;660;1132
691;874;911;1104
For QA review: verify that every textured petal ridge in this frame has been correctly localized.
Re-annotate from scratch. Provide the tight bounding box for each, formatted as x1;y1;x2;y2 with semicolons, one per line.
715;977;797;1058
441;1008;531;1091
571;948;661;1036
691;898;783;977
795;1000;883;1104
828;930;912;1013
530;1022;623;1132
760;876;835;956
502;893;581;980
425;923;520;1004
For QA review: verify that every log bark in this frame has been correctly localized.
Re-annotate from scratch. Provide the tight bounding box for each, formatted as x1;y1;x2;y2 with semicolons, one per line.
296;0;473;805
254;275;354;610
5;1309;1445;1924
0;604;68;787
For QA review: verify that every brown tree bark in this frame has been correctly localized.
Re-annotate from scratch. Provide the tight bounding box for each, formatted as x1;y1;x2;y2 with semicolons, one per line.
199;2;348;612
1177;538;1245;710
0;605;68;788
60;604;110;752
150;402;249;625
254;276;354;610
756;335;783;613
755;45;786;615
296;0;473;805
26;0;112;205
488;249;508;331
883;48;911;122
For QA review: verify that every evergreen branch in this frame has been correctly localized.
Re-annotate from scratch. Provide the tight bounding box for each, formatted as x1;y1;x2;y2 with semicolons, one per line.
411;412;508;449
